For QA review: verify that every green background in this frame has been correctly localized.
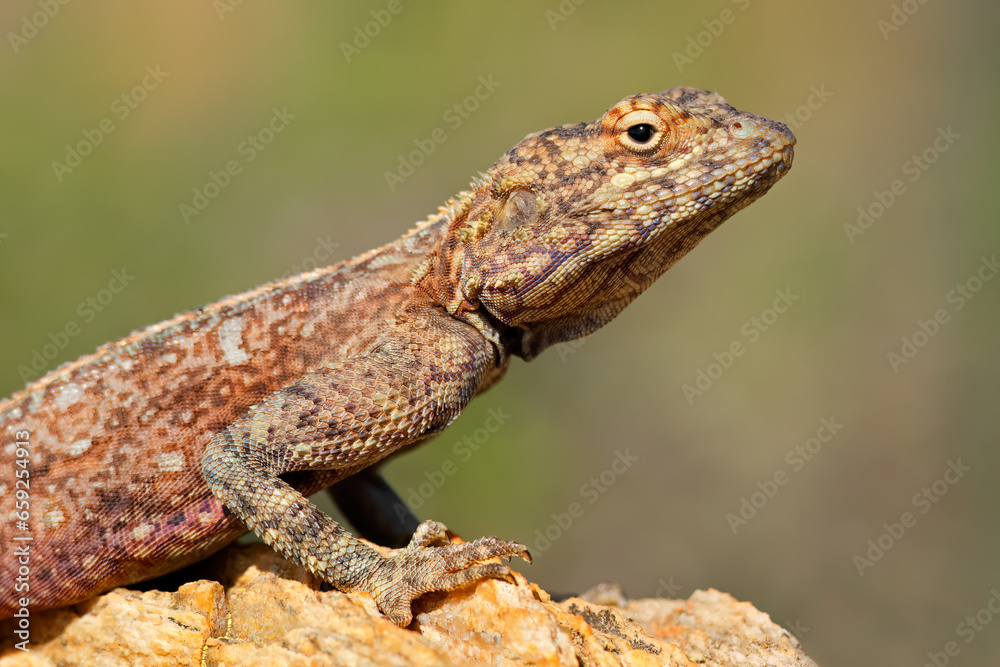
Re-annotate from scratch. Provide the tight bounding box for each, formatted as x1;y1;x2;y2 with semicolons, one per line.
2;1;998;664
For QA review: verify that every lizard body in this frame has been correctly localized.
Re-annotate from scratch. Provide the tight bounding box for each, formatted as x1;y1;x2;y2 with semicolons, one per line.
1;87;794;625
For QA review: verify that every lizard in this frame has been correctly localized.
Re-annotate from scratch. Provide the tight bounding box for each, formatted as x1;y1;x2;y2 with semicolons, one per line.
0;87;795;627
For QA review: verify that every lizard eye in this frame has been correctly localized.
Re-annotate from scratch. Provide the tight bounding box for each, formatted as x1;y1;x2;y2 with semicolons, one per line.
615;110;667;154
627;124;654;143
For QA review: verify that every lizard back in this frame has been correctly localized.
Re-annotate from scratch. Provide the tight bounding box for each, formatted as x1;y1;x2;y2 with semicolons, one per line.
0;212;451;613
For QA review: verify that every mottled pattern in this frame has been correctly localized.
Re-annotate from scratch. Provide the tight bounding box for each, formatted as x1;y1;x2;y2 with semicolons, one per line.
0;88;794;625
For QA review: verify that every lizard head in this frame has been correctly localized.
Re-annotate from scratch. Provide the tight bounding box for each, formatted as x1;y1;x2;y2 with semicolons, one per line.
435;87;795;359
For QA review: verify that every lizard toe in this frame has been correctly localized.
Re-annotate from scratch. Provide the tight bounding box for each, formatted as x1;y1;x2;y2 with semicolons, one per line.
406;519;451;548
437;535;532;567
367;533;529;626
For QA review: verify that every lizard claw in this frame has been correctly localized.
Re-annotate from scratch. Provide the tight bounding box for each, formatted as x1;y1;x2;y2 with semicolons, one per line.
366;519;531;626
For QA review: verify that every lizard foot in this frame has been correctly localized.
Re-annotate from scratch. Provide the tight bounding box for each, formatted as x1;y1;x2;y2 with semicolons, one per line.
364;519;531;626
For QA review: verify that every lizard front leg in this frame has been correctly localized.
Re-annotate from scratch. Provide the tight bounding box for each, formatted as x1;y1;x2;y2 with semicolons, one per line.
201;310;528;626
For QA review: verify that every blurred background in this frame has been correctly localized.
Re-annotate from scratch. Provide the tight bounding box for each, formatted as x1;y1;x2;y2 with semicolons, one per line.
1;1;997;663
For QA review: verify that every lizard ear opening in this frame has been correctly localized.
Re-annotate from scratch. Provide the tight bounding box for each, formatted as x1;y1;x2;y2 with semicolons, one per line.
495;189;538;235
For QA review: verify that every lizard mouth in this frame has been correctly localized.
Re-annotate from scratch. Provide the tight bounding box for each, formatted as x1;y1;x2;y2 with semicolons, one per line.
774;144;795;181
721;114;796;187
753;136;795;190
759;119;796;177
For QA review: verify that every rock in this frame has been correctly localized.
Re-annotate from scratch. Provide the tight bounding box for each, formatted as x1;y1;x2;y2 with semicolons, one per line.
0;543;817;666
0;581;226;667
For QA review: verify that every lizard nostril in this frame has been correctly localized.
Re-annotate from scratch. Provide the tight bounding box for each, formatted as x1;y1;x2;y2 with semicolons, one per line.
729;119;755;139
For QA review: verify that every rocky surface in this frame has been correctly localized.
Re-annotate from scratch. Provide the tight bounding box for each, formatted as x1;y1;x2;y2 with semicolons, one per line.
0;543;817;666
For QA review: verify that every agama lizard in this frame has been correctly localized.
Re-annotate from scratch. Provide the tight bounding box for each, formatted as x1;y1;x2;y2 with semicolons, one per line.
1;87;794;626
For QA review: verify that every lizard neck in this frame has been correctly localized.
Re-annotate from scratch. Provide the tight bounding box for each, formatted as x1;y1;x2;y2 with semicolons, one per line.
424;189;479;317
415;189;525;365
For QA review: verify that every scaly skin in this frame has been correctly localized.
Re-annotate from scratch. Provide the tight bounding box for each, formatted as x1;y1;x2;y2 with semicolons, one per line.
0;87;794;626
